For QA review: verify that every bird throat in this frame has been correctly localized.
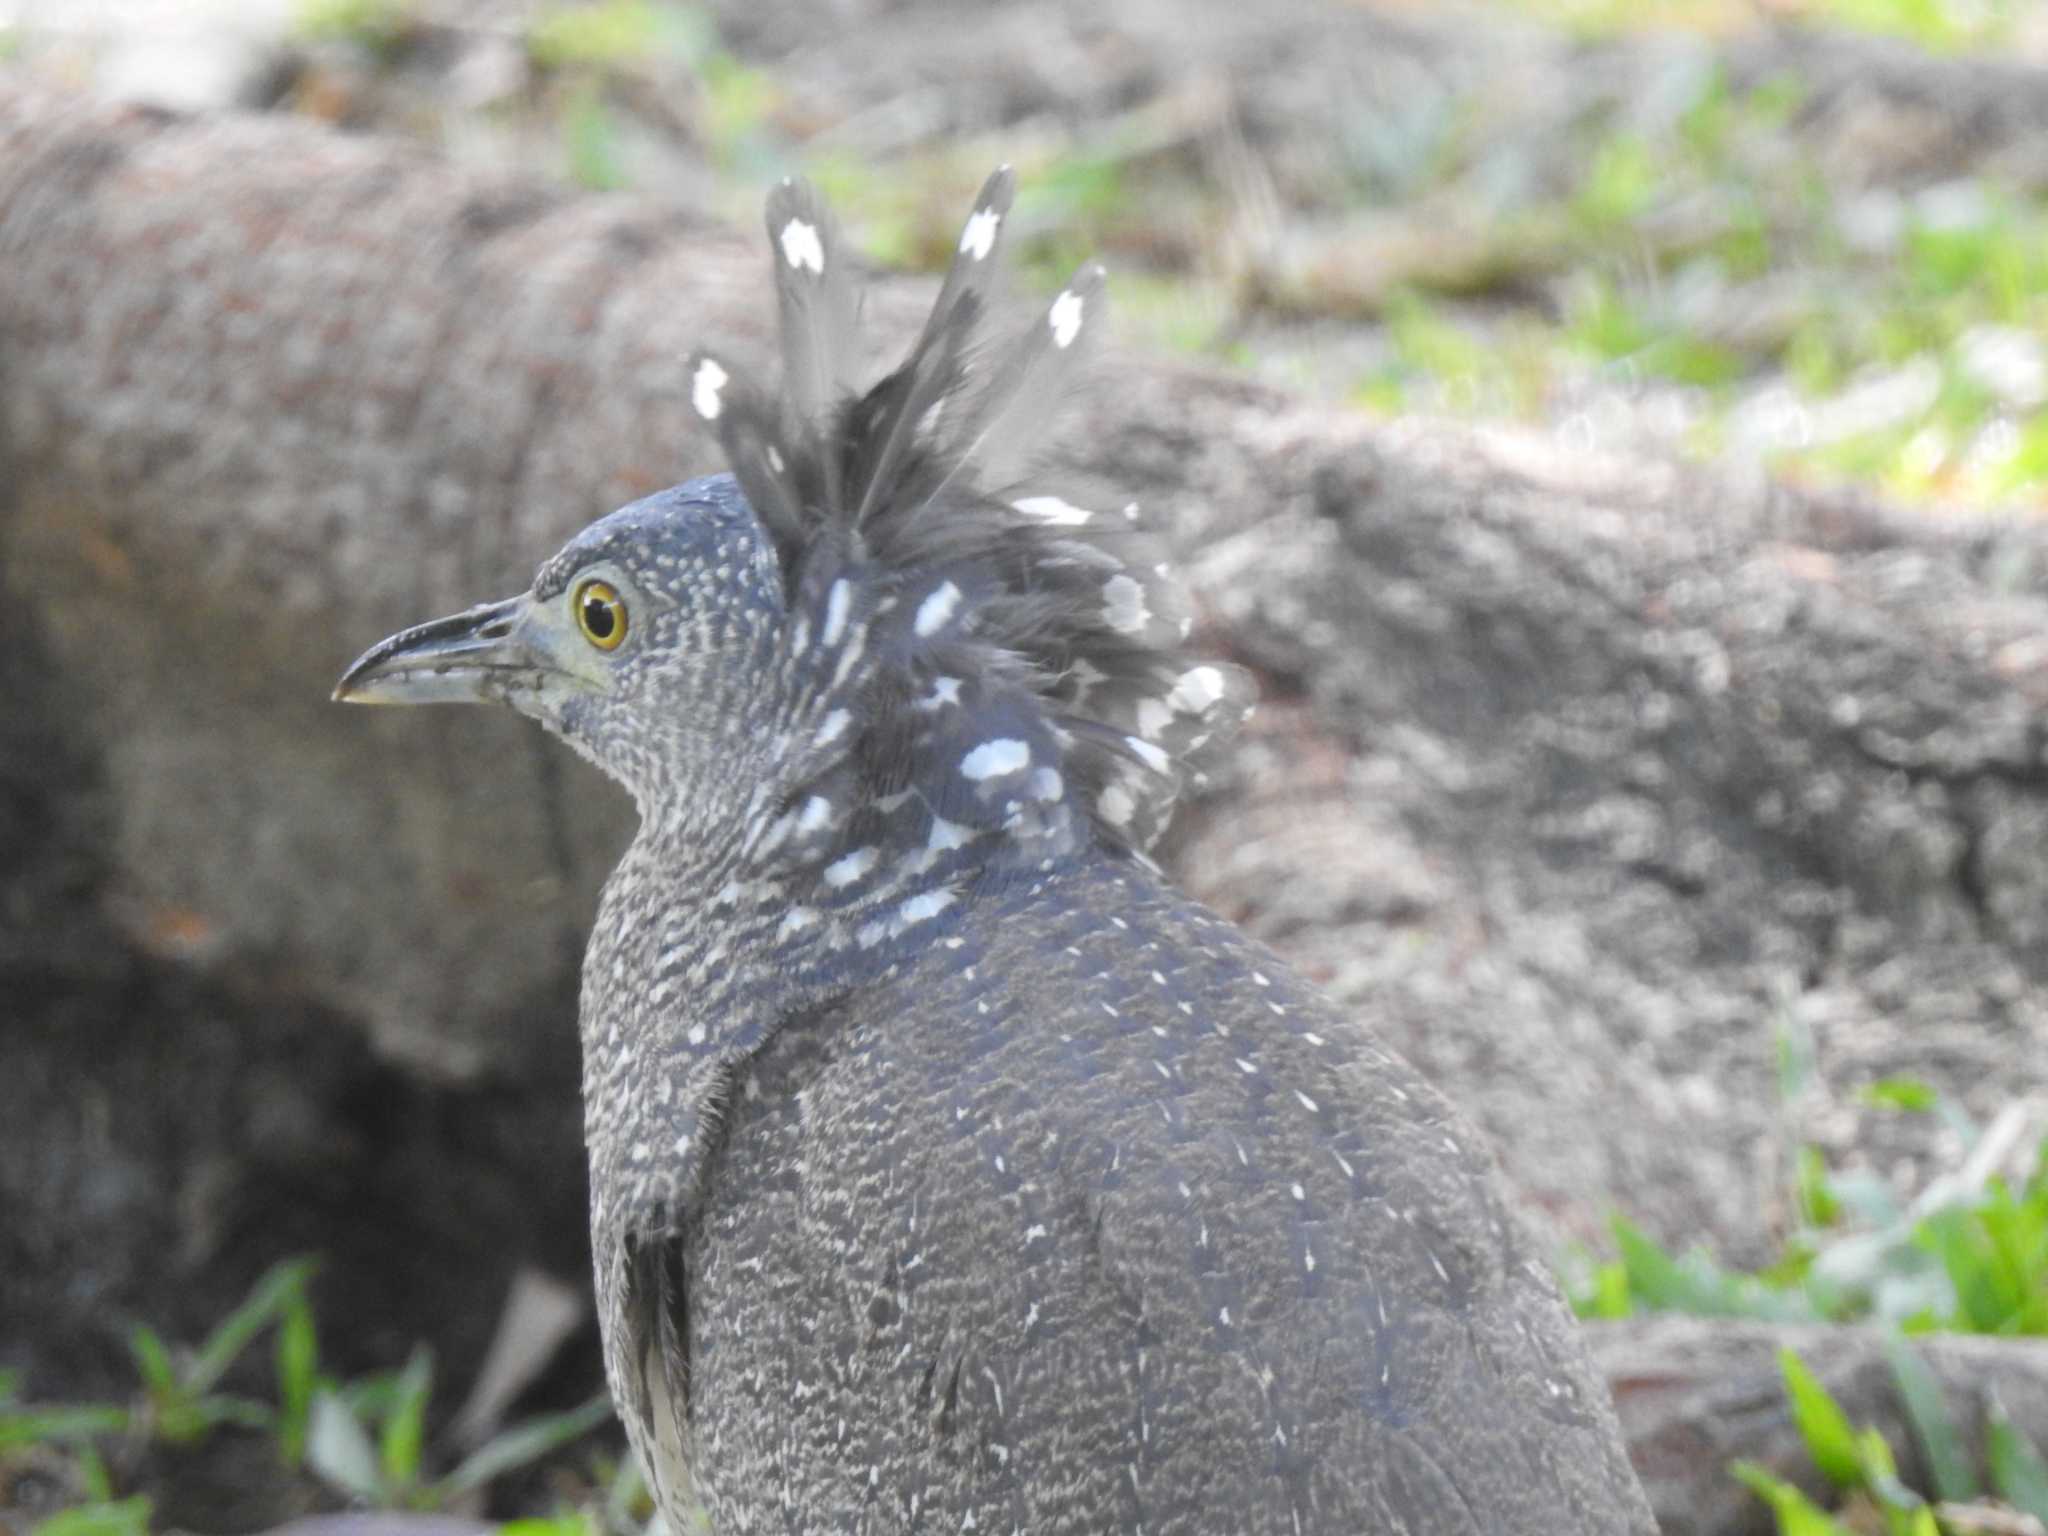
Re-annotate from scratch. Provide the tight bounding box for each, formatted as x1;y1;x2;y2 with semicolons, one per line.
576;697;1095;1242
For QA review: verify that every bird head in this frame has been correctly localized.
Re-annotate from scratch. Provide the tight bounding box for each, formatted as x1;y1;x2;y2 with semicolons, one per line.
336;475;792;819
338;170;1252;884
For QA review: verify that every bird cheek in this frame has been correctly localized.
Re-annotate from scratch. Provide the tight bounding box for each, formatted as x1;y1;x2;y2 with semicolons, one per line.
552;689;609;742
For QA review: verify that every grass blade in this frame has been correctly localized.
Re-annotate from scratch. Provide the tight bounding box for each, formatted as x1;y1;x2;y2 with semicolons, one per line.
276;1291;319;1468
189;1258;317;1394
1988;1391;2048;1523
379;1346;434;1495
438;1394;616;1500
1882;1334;1976;1502
0;1404;130;1452
126;1327;177;1403
27;1495;154;1536
1730;1460;1847;1535
306;1390;384;1504
1780;1348;1861;1488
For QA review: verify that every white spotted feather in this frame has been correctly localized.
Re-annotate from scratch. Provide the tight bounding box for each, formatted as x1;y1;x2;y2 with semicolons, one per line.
683;171;1252;867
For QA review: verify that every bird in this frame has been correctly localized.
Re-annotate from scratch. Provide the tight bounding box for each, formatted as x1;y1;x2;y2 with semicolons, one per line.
336;169;1655;1535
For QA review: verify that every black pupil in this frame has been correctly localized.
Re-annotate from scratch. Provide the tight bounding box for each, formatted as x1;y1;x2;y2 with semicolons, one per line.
583;596;616;638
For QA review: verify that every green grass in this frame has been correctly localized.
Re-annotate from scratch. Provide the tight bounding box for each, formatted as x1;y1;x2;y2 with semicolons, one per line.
522;4;720;192
301;1346;613;1513
4;1261;625;1535
1574;1074;2048;1336
1570;1065;2048;1533
699;53;786;179
1733;1342;2048;1534
21;1444;151;1536
527;1;707;74
1499;0;2022;51
293;0;416;55
562;84;630;192
2;1260;318;1462
1321;55;2048;510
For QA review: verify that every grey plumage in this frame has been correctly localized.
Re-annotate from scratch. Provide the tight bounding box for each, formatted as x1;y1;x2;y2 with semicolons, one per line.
337;171;1655;1534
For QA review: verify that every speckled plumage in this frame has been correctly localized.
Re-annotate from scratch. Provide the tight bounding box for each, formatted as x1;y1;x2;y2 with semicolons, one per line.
341;170;1654;1534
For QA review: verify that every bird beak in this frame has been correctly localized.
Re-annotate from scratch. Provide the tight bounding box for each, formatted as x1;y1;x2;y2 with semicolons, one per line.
333;596;536;706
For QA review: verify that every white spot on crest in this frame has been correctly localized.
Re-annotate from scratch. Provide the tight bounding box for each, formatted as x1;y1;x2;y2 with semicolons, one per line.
915;581;962;637
778;906;815;938
928;817;974;852
1134;698;1173;738
959;206;1001;261
1099;783;1135;826
1170;665;1227;712
1125;736;1171;774
830;621;867;686
824;847;877;888
798;795;835;833
916;675;963;712
1295;1090;1319;1113
1028;767;1064;802
779;217;825;274
961;738;1030;781
815;708;852;747
823;579;852;647
692;357;728;420
899;888;955;926
1012;495;1094;526
1049;289;1085;349
1066;655;1106;707
1102;574;1150;634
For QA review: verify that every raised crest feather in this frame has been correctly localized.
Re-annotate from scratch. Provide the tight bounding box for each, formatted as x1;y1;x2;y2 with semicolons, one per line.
691;169;1254;859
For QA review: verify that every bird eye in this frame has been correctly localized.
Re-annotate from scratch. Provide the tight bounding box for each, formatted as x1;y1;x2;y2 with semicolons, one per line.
574;580;628;651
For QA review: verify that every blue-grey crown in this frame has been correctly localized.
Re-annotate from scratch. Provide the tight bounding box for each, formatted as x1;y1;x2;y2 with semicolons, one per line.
686;168;1254;870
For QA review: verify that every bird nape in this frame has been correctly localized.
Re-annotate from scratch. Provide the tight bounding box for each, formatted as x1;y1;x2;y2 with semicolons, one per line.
336;170;1655;1534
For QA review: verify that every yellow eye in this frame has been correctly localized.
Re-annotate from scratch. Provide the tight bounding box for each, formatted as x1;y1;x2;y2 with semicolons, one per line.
574;579;628;651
